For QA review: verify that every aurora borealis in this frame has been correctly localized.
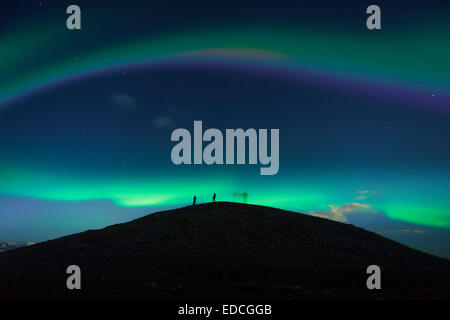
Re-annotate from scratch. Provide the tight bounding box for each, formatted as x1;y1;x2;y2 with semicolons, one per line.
0;1;449;257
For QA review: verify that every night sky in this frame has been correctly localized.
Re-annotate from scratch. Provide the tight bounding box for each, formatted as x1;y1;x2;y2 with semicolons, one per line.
0;1;449;258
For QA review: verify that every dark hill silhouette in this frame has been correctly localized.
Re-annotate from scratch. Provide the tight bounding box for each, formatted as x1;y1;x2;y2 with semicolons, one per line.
0;202;448;299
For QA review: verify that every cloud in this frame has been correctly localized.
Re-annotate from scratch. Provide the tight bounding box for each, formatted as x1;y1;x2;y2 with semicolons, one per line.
111;93;136;111
355;190;377;200
355;190;369;200
153;116;175;128
307;203;375;223
378;229;426;235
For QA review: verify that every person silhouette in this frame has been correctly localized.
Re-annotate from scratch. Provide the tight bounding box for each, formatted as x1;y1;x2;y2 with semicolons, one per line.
212;193;216;202
193;195;197;206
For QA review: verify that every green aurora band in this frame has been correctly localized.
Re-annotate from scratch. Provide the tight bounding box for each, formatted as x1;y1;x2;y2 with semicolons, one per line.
1;20;449;229
1;24;450;108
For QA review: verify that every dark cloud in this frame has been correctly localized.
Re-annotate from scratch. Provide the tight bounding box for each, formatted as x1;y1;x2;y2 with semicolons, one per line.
111;93;136;111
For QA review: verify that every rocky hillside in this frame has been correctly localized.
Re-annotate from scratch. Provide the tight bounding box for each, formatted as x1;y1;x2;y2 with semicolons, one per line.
0;202;448;299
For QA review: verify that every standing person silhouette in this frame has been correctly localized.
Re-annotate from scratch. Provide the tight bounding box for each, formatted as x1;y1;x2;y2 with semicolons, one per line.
193;195;196;206
212;193;216;202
